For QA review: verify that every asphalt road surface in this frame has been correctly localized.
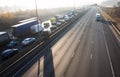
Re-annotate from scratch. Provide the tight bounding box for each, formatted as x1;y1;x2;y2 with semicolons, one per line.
13;6;120;77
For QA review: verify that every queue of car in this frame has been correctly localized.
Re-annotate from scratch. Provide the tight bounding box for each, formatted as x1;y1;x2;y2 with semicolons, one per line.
0;10;80;60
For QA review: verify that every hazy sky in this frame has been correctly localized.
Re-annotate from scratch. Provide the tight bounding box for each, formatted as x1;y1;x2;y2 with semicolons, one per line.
0;0;107;9
102;0;120;7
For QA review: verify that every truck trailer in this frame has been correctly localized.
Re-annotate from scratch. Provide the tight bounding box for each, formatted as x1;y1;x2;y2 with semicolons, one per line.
11;19;43;38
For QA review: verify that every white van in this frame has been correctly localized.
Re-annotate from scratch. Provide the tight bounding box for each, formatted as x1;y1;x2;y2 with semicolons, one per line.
96;13;101;21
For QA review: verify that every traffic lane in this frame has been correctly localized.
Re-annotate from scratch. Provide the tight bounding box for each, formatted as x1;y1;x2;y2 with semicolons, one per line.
64;8;113;77
54;8;95;77
89;20;113;77
64;8;95;77
50;10;91;54
20;8;93;77
102;19;120;77
52;10;93;77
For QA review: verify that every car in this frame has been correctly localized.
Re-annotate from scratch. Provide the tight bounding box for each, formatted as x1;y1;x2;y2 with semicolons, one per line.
56;22;62;26
96;13;101;21
64;15;70;21
58;19;66;23
67;11;75;18
7;40;19;48
1;49;19;60
22;38;36;46
68;14;75;19
55;15;66;23
55;15;64;20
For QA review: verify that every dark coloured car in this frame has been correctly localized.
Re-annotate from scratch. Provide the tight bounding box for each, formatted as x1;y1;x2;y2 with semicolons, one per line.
1;49;19;60
7;41;19;48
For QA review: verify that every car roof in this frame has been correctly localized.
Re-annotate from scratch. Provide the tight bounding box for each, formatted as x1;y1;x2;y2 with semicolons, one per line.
25;38;31;40
2;49;13;55
1;49;18;55
24;38;35;41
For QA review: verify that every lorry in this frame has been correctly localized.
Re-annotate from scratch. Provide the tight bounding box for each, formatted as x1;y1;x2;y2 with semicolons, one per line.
0;32;10;46
11;19;43;38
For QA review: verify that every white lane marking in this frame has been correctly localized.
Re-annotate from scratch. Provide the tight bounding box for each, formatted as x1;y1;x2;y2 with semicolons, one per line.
102;25;115;77
90;53;93;60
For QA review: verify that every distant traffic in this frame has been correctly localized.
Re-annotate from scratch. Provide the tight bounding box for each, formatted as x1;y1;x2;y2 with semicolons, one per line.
0;9;83;60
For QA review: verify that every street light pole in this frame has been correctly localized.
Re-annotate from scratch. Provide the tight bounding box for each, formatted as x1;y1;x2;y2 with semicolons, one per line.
35;1;40;76
35;0;39;19
35;0;40;33
74;0;76;10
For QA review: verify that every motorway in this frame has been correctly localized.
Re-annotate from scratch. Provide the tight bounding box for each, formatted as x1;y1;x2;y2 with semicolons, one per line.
9;6;120;77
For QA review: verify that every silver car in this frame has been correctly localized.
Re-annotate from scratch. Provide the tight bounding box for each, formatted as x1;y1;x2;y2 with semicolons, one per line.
22;38;36;46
